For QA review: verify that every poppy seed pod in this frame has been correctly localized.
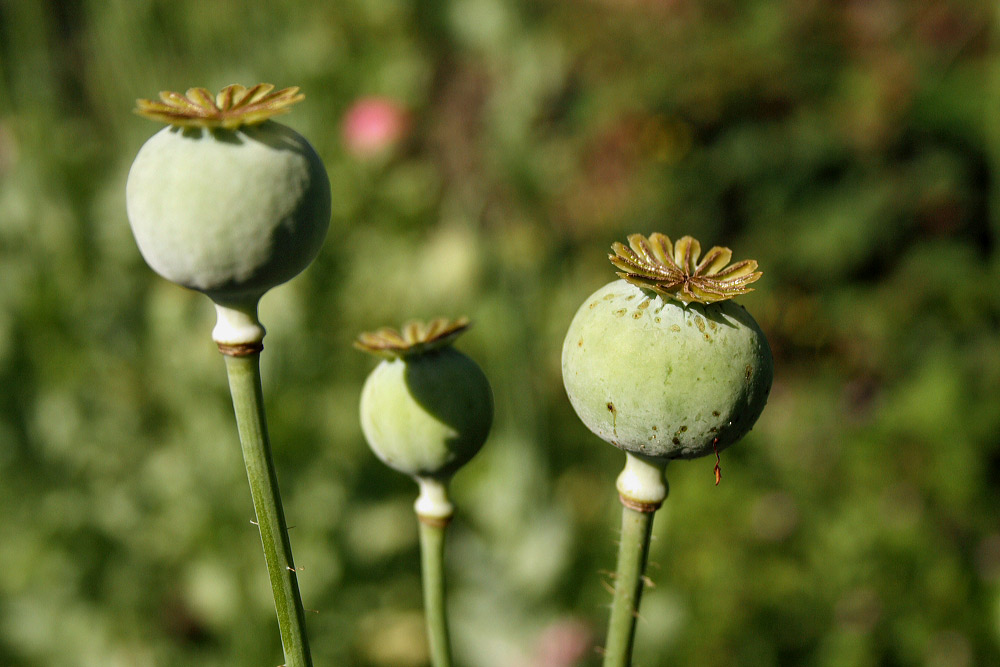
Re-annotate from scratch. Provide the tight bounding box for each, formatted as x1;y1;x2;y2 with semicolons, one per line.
562;233;773;462
125;84;331;306
356;318;493;480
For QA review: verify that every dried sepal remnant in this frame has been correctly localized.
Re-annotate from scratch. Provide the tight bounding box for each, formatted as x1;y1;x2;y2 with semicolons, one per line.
609;233;762;304
354;317;471;358
135;84;304;129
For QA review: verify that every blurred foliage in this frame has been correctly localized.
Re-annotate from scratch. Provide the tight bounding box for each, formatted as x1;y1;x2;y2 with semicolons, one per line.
0;0;998;665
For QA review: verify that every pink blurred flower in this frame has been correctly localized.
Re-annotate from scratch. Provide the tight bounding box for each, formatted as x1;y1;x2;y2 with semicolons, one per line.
341;96;409;159
531;618;593;667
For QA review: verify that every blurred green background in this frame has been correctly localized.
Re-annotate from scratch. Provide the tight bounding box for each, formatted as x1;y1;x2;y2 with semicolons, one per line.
1;1;998;665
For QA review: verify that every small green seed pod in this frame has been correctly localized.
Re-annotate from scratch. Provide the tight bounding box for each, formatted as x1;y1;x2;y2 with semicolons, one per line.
356;318;494;481
126;84;331;306
357;319;490;666
562;233;773;462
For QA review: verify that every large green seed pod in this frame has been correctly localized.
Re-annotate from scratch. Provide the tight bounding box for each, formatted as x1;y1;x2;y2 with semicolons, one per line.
125;84;331;305
356;318;494;479
125;86;326;665
562;233;773;462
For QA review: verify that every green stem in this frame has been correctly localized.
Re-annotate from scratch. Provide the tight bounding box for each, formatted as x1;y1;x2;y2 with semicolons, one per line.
418;517;452;667
603;453;668;667
603;504;657;667
224;353;312;667
415;477;454;667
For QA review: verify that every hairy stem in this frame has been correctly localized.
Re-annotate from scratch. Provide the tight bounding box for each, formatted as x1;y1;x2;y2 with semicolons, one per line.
603;504;657;667
604;453;667;667
224;353;312;667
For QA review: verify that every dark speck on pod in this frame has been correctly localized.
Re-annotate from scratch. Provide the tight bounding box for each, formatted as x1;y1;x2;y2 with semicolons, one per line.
614;309;626;317
632;311;642;319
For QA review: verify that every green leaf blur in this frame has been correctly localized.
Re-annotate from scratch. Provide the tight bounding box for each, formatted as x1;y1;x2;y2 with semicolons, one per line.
0;1;997;665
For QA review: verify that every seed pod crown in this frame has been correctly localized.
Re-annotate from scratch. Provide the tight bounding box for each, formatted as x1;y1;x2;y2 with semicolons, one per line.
135;83;304;129
609;233;762;304
354;317;471;358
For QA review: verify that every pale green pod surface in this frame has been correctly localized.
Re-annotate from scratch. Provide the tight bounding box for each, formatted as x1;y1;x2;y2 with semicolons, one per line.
359;348;494;478
562;279;773;460
126;121;331;303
